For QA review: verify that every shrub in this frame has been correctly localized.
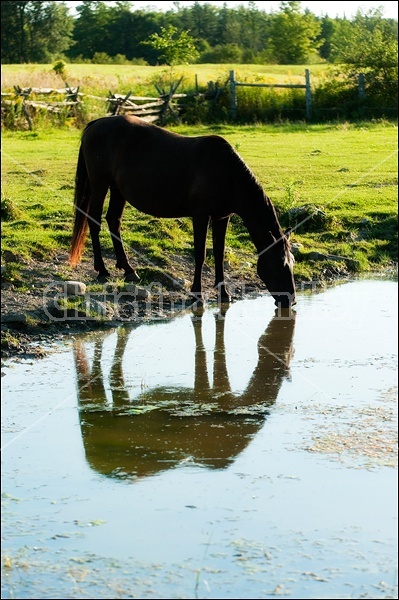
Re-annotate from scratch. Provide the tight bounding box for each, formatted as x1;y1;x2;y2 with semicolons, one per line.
52;60;67;78
1;197;20;221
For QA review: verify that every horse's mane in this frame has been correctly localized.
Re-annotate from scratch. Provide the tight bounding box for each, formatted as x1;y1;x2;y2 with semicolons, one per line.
226;142;295;266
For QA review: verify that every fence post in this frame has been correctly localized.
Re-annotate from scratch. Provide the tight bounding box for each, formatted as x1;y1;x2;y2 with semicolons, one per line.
305;69;312;121
229;70;237;121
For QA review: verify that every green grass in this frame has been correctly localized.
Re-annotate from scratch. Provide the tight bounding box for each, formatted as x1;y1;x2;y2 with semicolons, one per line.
1;63;329;94
1;63;332;128
1;121;397;284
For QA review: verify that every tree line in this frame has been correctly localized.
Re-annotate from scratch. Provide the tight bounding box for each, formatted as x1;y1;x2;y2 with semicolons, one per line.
1;0;397;68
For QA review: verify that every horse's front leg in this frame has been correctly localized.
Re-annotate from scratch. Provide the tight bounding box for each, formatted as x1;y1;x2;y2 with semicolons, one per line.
190;215;210;304
106;186;139;282
212;216;231;303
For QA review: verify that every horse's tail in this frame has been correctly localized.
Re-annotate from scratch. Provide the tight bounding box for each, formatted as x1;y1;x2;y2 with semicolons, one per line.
69;143;90;266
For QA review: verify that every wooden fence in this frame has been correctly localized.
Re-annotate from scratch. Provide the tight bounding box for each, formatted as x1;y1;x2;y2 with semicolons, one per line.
229;69;312;121
1;79;188;129
2;70;395;128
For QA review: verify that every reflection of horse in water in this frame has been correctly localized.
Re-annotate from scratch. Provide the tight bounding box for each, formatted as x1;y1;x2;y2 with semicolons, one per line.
73;307;296;479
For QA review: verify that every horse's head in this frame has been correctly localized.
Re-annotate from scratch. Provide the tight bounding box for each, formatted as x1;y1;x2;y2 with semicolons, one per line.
257;228;296;308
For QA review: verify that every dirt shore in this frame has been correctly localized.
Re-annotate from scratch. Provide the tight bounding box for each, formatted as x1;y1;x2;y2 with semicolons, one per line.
1;252;270;360
5;248;389;361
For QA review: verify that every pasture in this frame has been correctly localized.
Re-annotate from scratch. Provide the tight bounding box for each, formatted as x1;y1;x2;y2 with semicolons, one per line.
1;62;330;95
1;120;397;289
1;62;341;127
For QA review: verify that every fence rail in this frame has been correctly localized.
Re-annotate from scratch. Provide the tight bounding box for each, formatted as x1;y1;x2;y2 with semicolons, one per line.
229;69;312;121
1;81;188;129
1;70;396;129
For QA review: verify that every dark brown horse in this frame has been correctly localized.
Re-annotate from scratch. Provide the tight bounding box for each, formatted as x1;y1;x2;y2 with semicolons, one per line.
69;115;296;307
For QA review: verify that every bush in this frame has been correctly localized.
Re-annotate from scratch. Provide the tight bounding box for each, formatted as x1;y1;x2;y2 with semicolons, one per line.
199;43;243;64
313;72;398;120
91;52;114;64
233;85;308;123
52;60;67;78
1;197;21;221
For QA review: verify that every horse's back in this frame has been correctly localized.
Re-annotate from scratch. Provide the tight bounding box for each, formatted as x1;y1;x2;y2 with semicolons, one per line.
82;115;183;149
82;115;235;165
80;115;247;218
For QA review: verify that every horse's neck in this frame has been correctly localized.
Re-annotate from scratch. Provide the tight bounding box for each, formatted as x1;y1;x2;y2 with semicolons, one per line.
237;190;282;253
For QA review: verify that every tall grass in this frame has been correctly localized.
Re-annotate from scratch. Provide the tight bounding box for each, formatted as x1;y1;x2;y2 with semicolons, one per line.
1;63;329;91
2;63;396;127
1;63;352;129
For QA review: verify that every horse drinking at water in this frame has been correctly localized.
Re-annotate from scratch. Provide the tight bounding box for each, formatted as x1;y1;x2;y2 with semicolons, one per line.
69;115;296;308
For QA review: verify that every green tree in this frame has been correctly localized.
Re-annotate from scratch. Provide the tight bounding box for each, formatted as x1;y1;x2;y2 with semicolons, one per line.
199;42;243;63
215;3;241;46
142;25;199;66
330;8;398;101
184;1;217;42
317;15;337;61
269;1;321;64
105;3;162;63
67;1;112;59
1;1;73;63
236;2;263;53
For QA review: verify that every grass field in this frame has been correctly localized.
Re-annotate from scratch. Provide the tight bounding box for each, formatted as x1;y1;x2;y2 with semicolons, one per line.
1;120;397;286
1;63;330;95
2;63;342;132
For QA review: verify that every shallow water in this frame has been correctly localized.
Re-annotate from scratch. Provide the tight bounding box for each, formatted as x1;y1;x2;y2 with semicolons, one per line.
1;277;398;599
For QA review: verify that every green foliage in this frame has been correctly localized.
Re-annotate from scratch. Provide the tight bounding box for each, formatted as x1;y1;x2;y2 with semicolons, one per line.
91;52;114;65
268;1;322;64
52;60;67;77
199;43;243;63
1;1;74;63
312;76;360;120
142;26;199;66
1;330;22;354
1;1;396;68
1;197;21;221
314;75;397;120
329;8;398;105
232;84;309;123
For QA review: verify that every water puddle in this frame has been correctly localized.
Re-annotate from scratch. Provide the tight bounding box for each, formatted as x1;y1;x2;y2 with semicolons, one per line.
1;277;398;599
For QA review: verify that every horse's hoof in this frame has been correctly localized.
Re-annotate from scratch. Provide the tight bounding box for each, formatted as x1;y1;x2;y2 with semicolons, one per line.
124;271;140;283
187;293;205;308
97;274;110;283
189;294;205;317
218;294;231;305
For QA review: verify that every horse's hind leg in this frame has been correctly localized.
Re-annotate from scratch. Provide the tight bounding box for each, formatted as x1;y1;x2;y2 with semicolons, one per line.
106;185;139;283
212;216;230;303
87;183;111;281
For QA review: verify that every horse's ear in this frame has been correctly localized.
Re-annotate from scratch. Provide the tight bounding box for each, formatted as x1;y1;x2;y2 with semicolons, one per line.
284;227;292;240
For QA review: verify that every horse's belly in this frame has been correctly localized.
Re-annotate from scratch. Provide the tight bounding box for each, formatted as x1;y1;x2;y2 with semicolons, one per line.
116;171;218;218
124;188;191;218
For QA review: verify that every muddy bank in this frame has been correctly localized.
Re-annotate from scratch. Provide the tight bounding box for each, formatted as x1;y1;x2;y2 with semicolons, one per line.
2;252;393;360
0;253;262;359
